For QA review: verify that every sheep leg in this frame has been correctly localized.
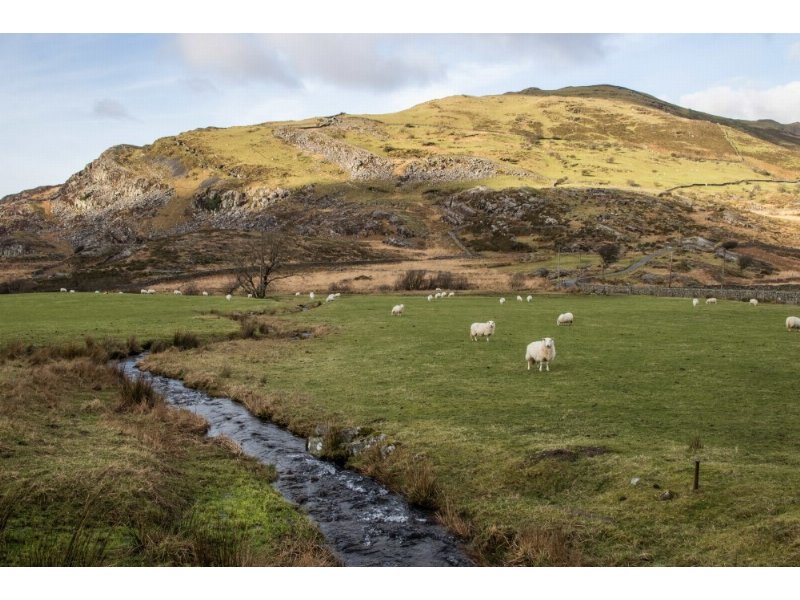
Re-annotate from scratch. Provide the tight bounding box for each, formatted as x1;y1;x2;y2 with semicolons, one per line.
546;362;550;372
527;359;531;371
538;362;543;372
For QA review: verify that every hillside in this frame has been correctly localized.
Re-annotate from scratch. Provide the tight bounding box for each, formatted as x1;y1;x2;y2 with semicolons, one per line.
2;85;800;293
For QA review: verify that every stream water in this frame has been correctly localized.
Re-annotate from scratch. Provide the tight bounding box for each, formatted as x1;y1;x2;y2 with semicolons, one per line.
120;357;472;567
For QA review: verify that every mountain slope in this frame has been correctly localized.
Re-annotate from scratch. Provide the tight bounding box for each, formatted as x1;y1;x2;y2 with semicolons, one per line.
2;85;800;292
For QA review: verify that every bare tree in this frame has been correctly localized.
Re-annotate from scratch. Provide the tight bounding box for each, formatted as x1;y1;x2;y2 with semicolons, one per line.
232;231;293;298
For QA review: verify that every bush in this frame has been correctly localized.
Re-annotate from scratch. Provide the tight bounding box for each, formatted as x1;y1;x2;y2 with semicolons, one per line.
394;270;469;291
172;331;200;350
509;272;528;290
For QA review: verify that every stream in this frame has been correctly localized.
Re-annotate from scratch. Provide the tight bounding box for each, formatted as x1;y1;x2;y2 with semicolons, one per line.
120;356;472;567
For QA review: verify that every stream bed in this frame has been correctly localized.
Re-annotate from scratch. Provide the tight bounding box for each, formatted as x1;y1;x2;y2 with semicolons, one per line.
120;356;472;567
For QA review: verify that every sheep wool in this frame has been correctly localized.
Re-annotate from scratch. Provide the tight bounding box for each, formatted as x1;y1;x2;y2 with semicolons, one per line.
556;312;574;326
526;338;556;372
470;320;496;342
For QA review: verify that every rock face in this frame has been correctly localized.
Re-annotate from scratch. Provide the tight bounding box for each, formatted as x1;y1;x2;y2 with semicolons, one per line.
54;145;173;218
274;125;524;183
274;127;395;180
51;145;174;249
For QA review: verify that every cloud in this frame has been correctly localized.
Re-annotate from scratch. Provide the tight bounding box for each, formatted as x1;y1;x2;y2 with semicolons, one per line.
174;34;616;93
92;98;134;120
680;82;800;123
176;34;298;87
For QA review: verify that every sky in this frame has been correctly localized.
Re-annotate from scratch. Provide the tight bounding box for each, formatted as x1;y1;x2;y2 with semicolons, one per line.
2;8;800;198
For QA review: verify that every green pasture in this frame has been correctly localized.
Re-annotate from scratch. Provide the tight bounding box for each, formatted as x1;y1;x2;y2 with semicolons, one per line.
0;292;263;346
2;291;800;565
143;292;800;565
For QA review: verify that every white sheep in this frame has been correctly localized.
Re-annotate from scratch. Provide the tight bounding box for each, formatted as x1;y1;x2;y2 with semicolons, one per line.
692;298;699;307
147;289;156;295
247;293;253;298
69;290;75;293
786;316;800;331
174;290;182;296
59;288;67;293
295;292;301;296
526;295;533;302
750;298;758;306
448;292;454;297
391;304;405;316
225;294;232;301
94;290;100;294
309;292;315;300
516;295;523;302
334;293;341;297
526;337;556;372
706;297;717;304
499;297;506;305
470;320;496;342
202;291;209;296
556;312;574;326
427;294;433;302
434;292;442;299
326;293;336;302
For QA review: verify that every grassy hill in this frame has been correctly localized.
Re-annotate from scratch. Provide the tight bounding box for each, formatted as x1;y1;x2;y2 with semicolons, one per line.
2;85;799;292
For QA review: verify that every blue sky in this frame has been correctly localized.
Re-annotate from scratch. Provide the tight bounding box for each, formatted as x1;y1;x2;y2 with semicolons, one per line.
2;32;800;198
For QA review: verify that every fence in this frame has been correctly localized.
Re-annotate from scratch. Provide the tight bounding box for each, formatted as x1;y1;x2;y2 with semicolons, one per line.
576;284;800;304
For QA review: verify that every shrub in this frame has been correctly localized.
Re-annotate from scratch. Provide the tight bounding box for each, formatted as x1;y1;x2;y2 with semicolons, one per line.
172;331;200;350
116;370;161;411
239;319;258;339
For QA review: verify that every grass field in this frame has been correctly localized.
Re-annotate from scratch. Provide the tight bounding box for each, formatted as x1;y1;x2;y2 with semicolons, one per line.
0;292;336;566
3;292;800;565
0;292;265;346
139;292;800;565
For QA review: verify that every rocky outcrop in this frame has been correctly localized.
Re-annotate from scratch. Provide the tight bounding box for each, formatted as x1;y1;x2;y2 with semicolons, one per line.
399;155;500;183
275;126;529;183
46;146;174;249
54;145;173;218
274;127;394;180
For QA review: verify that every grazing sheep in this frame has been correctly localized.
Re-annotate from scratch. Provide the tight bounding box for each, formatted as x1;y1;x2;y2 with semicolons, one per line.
147;289;156;295
786;316;800;331
526;295;533;302
448;292;455;297
526;337;556;372
60;288;67;293
225;294;232;301
334;293;341;297
750;298;758;306
69;290;75;293
326;293;336;302
309;292;315;300
706;297;717;304
117;291;123;294
295;292;301;296
556;312;574;326
94;290;100;294
427;294;433;302
435;292;442;299
140;289;147;294
391;304;405;316
174;290;182;296
470;320;496;342
516;295;523;302
499;297;506;305
202;291;209;296
692;298;699;307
